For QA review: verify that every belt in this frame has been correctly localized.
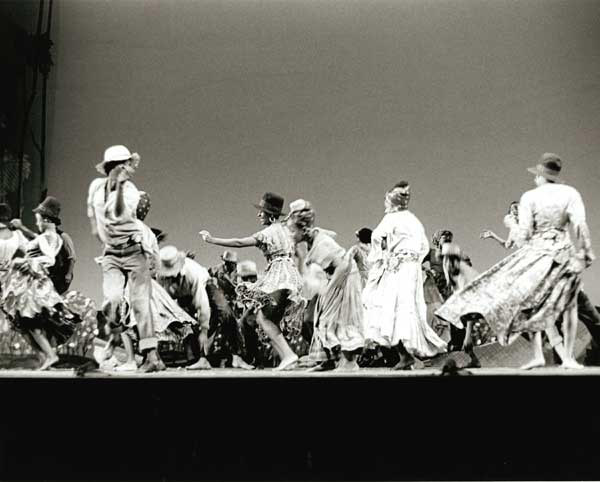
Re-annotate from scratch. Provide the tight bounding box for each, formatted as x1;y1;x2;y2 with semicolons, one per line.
104;243;142;257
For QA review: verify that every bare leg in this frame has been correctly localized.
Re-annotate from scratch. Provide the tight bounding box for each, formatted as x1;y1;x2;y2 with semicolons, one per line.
393;341;415;370
29;329;58;371
256;311;297;371
562;303;584;369
520;332;546;370
463;320;481;368
115;333;137;371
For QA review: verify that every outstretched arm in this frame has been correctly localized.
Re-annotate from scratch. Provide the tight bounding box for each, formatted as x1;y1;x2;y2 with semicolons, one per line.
199;230;257;248
480;229;507;247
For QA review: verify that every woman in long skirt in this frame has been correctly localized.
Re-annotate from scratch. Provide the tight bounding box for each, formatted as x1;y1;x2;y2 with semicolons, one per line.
436;154;594;369
363;182;447;370
287;204;365;371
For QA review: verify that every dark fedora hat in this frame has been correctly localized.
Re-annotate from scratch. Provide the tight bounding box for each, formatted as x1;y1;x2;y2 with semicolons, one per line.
33;196;62;224
527;153;563;183
0;203;12;223
253;192;286;217
355;227;372;243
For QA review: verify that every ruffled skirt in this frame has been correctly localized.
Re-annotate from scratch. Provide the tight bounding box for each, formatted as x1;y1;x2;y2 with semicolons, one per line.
237;256;307;360
1;258;91;346
435;232;582;346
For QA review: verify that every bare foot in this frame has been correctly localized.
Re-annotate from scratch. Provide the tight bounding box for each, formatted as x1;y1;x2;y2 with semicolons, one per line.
274;355;298;371
38;354;59;371
186;357;212;370
232;355;255;370
520;356;546;370
335;359;360;372
561;358;584;370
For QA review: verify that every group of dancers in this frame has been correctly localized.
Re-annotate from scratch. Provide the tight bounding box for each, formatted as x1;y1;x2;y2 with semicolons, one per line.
0;146;597;372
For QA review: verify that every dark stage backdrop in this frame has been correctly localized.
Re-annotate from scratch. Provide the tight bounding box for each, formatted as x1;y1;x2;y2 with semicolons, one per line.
46;0;600;304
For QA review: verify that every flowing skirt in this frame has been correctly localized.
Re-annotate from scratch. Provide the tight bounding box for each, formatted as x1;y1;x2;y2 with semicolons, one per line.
308;253;365;360
1;258;88;346
435;232;582;346
127;279;196;344
363;259;447;357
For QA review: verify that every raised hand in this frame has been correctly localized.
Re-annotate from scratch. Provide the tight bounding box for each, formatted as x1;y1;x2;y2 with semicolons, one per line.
198;230;211;242
480;230;494;239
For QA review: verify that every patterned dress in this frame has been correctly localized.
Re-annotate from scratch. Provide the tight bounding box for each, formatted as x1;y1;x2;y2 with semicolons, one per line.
436;183;595;345
236;222;307;361
305;229;365;361
362;210;447;357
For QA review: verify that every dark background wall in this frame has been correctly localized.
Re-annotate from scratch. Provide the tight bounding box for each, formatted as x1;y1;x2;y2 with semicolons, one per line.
28;0;600;303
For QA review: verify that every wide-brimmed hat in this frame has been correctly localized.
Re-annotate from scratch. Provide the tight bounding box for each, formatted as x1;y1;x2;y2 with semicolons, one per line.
0;203;12;223
33;196;61;225
221;250;238;263
158;245;186;277
253;192;286;217
238;260;258;278
95;145;140;176
527;153;563;183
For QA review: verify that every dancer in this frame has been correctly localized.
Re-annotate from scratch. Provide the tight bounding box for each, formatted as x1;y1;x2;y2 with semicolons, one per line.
236;260;264;366
87;145;163;372
363;182;447;370
0;204;28;335
1;202;89;370
199;192;305;371
480;201;520;249
436;154;594;369
109;194;202;371
482;200;600;364
348;227;372;288
11;196;77;294
288;204;365;371
440;242;482;367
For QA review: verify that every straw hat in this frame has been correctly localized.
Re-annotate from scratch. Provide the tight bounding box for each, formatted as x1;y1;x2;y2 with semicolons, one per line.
95;145;140;176
158;245;186;277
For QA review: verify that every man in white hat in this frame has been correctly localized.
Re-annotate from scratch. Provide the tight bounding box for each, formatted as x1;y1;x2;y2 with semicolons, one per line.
87;145;164;372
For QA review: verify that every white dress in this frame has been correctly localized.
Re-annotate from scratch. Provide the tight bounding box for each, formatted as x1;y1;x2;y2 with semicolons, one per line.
362;210;447;357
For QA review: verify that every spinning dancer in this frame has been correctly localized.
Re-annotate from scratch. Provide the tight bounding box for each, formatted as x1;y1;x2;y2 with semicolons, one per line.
437;154;594;369
199;192;305;371
1;200;93;370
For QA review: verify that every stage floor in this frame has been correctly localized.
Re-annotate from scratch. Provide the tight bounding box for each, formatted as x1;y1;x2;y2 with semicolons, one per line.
2;365;600;377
